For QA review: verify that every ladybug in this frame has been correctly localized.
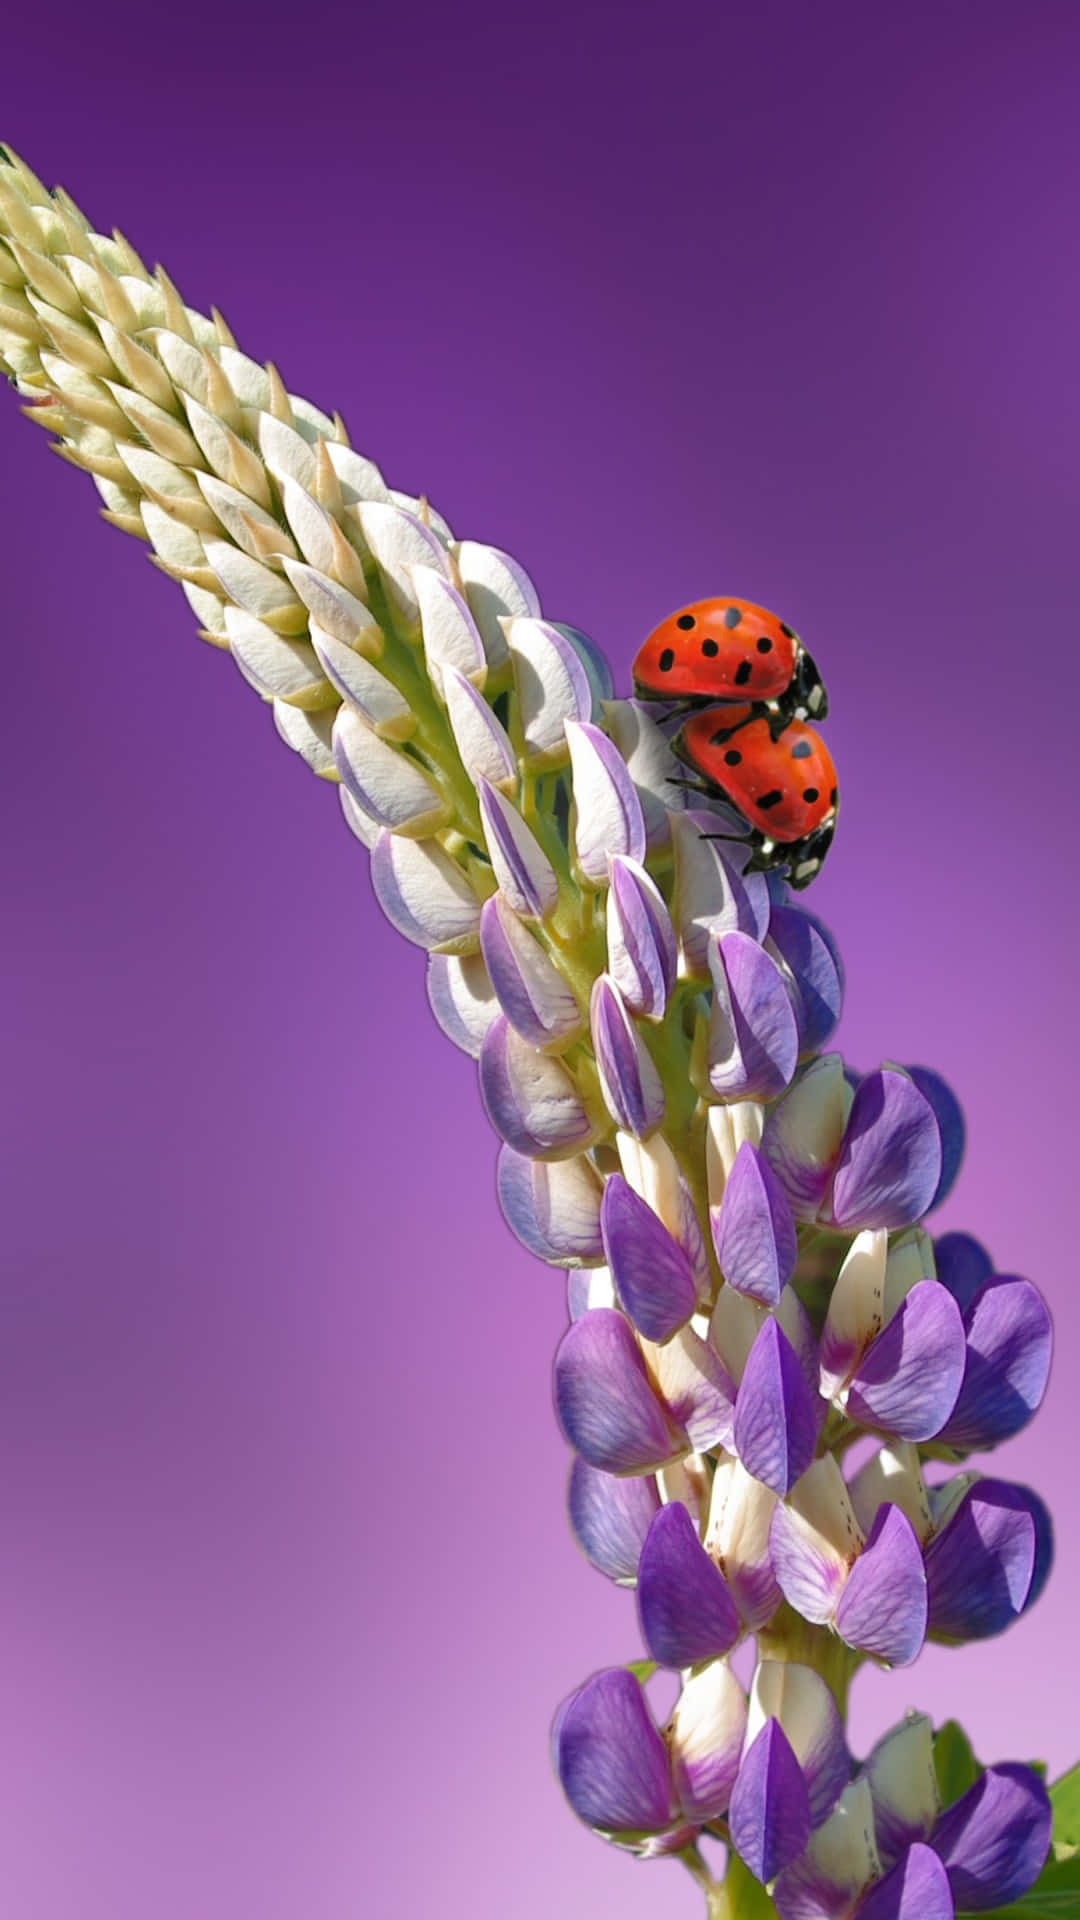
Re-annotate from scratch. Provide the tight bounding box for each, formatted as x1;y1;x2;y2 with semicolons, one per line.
633;598;827;726
672;704;838;889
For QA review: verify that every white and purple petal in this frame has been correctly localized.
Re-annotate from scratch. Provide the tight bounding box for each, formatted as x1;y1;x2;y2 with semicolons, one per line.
370;830;482;952
666;1660;748;1824
601;698;689;849
590;975;666;1138
413;565;487;691
606;855;678;1019
479;1014;595;1158
506;615;593;767
833;1505;927;1667
644;1325;736;1455
554;1668;675;1835
770;1458;861;1626
734;1317;821;1497
636;1501;739;1667
863;1713;939;1865
452;539;540;674
442;665;518;788
334;708;448;835
565;720;647;884
707;932;801;1102
705;1455;782;1630
496;1146;605;1266
819;1229;887;1400
829;1070;942;1232
671;812;770;977
600;1174;697;1343
748;1663;850;1830
714;1140;798;1308
554;1309;687;1474
730;1719;812;1884
425;951;498;1057
762;1055;853;1221
480;894;582;1049
477;778;560;920
774;1778;882;1920
567;1459;660;1584
845;1282;966;1442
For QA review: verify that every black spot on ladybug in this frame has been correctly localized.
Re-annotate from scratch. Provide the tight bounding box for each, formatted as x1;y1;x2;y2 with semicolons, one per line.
724;606;742;628
676;614;695;630
803;787;820;803
756;637;773;653
830;786;838;806
758;790;783;810
659;648;675;672
779;623;796;638
790;739;812;759
724;749;742;766
734;660;753;686
701;639;719;657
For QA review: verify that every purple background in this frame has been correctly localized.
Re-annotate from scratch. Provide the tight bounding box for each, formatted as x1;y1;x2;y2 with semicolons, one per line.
1;4;1078;1914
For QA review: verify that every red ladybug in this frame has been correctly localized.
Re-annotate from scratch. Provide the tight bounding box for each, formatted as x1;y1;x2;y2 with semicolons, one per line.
673;704;838;889
633;598;827;724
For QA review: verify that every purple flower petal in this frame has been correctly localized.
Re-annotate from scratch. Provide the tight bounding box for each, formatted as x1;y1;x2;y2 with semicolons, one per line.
636;1502;739;1667
770;1458;860;1626
554;1668;675;1835
762;1055;853;1221
479;1014;595;1158
565;720;647;884
567;1459;660;1584
905;1066;966;1211
925;1479;1039;1643
830;1071;942;1232
671;812;770;977
552;621;614;706
734;1318;821;1496
647;1327;737;1455
730;1719;812;1884
496;1146;604;1266
749;1662;850;1829
666;1661;748;1823
930;1764;1051;1911
601;698;688;851
933;1232;994;1313
856;1844;953;1920
606;855;677;1020
554;1309;687;1474
590;975;665;1137
1024;1483;1054;1610
425;951;497;1057
713;1141;798;1308
845;1283;966;1442
705;1457;782;1631
601;1174;697;1343
834;1505;927;1667
371;830;483;952
708;932;801;1102
477;778;559;920
768;906;845;1056
935;1277;1052;1451
774;1779;882;1920
480;893;582;1048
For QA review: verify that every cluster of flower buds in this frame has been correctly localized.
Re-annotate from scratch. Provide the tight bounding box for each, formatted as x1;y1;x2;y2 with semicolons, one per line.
0;149;1060;1919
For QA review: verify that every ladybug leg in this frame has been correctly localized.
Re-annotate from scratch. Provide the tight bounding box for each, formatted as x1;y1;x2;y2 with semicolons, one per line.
665;773;715;795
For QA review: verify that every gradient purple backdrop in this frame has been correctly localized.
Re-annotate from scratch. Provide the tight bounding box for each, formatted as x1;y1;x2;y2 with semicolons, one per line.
1;4;1078;1914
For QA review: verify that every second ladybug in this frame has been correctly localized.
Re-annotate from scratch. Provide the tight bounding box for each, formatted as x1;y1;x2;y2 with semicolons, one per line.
672;704;838;889
633;597;828;726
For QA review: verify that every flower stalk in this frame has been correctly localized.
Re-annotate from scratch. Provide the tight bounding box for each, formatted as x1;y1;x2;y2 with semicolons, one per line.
1;145;1073;1920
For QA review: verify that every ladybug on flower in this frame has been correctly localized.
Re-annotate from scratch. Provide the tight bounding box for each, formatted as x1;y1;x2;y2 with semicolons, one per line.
632;596;838;890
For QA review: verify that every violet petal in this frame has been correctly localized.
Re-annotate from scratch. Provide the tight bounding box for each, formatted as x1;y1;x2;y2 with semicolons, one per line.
666;1661;748;1824
477;778;559;920
748;1662;850;1830
925;1480;1039;1643
830;1071;942;1232
671;810;771;977
567;1459;660;1584
730;1719;813;1884
607;855;678;1019
506;616;593;768
554;1309;687;1473
601;698;688;851
904;1065;965;1212
768;905;845;1056
845;1282;966;1442
935;1276;1052;1451
645;1326;736;1455
601;1174;697;1343
554;1668;675;1834
770;1459;861;1625
479;1015;594;1158
636;1502;739;1667
714;1140;798;1308
833;1505;927;1667
864;1714;939;1865
930;1764;1051;1911
762;1055;853;1221
734;1318;820;1497
565;720;647;884
774;1779;882;1920
933;1232;994;1313
708;932;801;1102
855;1844;953;1920
590;975;665;1138
480;894;582;1048
496;1146;604;1266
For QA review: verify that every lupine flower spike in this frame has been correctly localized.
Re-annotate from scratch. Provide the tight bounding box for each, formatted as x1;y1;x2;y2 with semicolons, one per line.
0;147;1073;1919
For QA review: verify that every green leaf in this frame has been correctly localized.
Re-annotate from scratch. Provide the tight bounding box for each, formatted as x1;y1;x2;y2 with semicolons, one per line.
624;1658;657;1685
1052;1764;1080;1852
935;1719;979;1808
961;1852;1080;1917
